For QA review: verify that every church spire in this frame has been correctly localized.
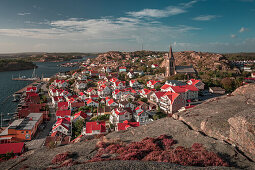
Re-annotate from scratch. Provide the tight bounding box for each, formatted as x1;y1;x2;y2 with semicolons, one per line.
169;45;174;59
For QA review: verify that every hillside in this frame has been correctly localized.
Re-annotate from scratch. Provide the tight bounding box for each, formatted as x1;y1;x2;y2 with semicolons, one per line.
1;85;255;169
0;59;36;72
161;51;231;72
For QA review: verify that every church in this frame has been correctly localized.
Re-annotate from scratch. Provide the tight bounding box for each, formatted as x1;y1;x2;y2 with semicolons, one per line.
163;46;196;77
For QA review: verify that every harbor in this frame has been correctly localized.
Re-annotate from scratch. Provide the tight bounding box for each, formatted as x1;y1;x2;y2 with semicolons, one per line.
0;60;83;127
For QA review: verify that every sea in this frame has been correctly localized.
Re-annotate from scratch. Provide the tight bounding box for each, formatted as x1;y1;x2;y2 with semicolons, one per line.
0;57;87;127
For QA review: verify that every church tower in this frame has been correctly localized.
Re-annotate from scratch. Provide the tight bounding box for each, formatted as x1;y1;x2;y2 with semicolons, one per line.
165;46;176;77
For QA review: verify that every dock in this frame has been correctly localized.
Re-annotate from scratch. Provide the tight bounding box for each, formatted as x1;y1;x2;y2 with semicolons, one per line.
14;82;36;94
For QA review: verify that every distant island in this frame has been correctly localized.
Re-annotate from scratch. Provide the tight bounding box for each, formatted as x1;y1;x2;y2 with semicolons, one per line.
0;59;36;72
0;52;98;63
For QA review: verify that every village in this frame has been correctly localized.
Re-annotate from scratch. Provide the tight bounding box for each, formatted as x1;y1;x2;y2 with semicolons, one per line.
1;46;254;159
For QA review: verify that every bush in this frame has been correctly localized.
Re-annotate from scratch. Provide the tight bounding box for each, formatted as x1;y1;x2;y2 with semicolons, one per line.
87;135;228;167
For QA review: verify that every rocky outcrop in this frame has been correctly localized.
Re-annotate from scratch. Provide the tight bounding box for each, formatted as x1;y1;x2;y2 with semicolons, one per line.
1;117;254;169
173;84;255;161
161;51;231;72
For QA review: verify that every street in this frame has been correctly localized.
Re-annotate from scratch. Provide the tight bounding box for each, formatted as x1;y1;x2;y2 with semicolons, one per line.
25;83;56;150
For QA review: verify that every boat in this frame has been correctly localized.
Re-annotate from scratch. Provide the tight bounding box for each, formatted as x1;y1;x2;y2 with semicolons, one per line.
12;67;40;81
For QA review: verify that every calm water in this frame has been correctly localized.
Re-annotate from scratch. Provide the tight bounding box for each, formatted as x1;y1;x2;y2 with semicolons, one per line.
0;58;86;126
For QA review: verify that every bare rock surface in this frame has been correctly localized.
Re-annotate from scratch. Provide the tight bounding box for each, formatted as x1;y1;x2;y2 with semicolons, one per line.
1;116;255;169
173;84;255;161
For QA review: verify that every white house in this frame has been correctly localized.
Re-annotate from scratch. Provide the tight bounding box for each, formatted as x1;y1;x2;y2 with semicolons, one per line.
160;92;185;114
106;99;118;107
127;72;135;79
112;89;122;100
129;80;139;88
119;101;135;110
76;81;87;90
98;85;111;98
110;108;132;125
187;79;205;90
133;106;149;125
113;81;126;90
87;88;97;96
149;91;166;104
147;80;161;89
86;99;99;107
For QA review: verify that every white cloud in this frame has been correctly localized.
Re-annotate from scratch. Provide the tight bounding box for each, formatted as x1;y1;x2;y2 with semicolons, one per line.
17;12;31;16
127;0;198;18
193;15;219;21
231;34;237;38
127;7;186;18
239;27;248;33
0;17;200;42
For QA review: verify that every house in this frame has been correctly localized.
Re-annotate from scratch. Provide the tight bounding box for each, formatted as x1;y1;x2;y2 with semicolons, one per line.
0;143;26;155
70;102;85;112
127;72;135;79
49;88;57;97
0;113;43;141
161;84;172;92
129;80;139;88
97;106;112;116
99;73;106;79
134;71;144;76
112;89;122;100
59;80;69;88
56;110;71;119
73;111;88;122
160;92;185;114
87;88;97;96
209;87;226;94
151;64;159;69
140;88;153;98
75;81;87;90
119;66;127;72
57;102;69;111
109;77;119;84
101;67;111;73
119;101;134;110
166;85;199;100
52;96;65;107
120;93;135;102
89;94;99;100
98;85;111;98
86;98;99;107
165;80;186;86
251;73;255;78
187;79;205;90
106;99;118;107
133;106;149;125
72;72;79;79
147;80;161;89
110;108;132;125
116;121;140;131
83;121;107;135
79;92;87;100
90;71;99;77
77;74;87;81
52;118;70;136
149;91;166;104
113;81;126;90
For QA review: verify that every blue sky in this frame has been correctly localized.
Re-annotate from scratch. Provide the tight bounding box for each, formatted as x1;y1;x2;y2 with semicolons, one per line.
0;0;254;53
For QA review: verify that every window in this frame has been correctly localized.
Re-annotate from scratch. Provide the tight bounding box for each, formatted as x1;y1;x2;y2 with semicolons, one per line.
26;131;29;133
21;131;24;134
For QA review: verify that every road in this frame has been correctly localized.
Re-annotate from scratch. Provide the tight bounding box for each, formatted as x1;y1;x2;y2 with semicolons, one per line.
25;83;56;150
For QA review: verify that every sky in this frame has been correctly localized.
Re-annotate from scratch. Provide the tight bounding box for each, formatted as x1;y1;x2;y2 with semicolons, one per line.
0;0;254;53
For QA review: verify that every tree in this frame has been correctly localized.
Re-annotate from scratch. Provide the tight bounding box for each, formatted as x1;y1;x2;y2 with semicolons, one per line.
221;77;235;92
72;119;85;138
